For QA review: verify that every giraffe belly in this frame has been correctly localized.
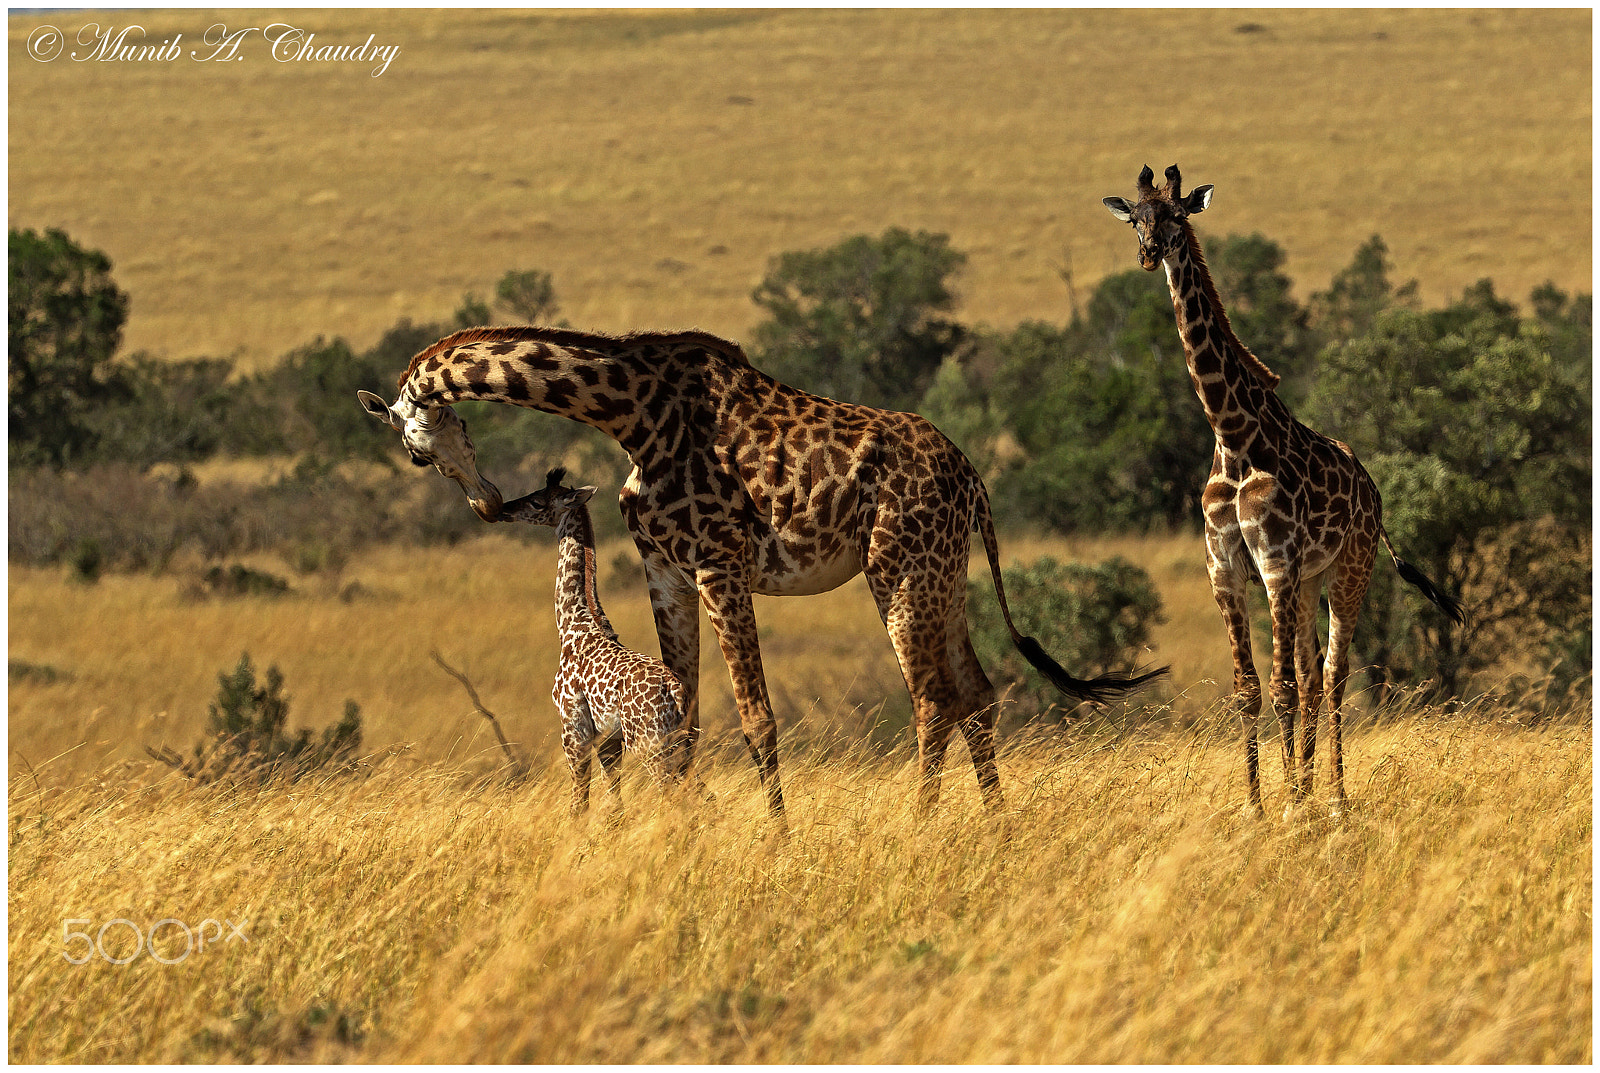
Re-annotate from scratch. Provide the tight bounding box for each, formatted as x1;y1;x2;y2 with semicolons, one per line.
752;541;862;596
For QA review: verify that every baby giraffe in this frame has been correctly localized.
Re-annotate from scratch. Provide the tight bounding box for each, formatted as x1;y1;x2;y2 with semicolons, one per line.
502;468;692;816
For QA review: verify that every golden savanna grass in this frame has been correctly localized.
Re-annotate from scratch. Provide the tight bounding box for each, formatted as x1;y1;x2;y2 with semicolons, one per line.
7;8;1591;371
8;531;1593;1062
9;530;1248;783
8;709;1590;1063
8;6;1592;1061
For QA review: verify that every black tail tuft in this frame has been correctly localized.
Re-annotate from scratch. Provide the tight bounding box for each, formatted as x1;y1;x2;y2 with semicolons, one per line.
1394;557;1465;624
1016;635;1169;709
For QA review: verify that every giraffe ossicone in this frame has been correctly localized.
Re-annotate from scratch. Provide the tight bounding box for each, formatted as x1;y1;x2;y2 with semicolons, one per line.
501;466;692;817
359;323;1166;818
1104;163;1463;818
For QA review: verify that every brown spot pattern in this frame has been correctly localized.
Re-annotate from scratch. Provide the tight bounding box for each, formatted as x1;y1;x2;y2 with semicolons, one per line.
379;320;1158;818
1107;163;1457;819
503;477;692;816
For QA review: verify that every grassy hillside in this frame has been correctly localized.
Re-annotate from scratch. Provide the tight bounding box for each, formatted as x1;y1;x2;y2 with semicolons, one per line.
8;8;1590;371
8;713;1589;1062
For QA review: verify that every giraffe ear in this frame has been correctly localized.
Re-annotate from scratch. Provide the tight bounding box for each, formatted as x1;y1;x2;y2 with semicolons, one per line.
1103;196;1136;223
1182;185;1214;216
357;390;403;431
571;486;599;507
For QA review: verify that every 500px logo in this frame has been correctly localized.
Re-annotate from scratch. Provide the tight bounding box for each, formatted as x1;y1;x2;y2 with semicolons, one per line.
62;917;249;965
25;22;400;77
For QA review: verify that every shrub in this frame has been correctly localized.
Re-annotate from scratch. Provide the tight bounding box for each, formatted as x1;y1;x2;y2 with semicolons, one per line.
148;653;362;782
193;564;293;599
1305;281;1591;697
966;555;1165;722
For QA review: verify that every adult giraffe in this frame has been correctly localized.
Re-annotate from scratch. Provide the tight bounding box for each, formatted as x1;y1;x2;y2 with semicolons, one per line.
1104;164;1462;817
359;325;1165;817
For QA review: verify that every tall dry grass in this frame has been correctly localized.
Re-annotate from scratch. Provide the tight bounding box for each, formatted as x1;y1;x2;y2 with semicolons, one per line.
8;702;1589;1063
8;529;1237;786
10;525;1588;1062
8;8;1589;370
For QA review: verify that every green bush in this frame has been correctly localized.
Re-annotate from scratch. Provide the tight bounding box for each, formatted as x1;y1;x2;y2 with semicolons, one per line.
1305;279;1590;697
149;653;362;782
966;556;1165;722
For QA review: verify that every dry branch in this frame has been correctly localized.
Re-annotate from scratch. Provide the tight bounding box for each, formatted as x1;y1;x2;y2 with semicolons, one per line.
431;650;530;778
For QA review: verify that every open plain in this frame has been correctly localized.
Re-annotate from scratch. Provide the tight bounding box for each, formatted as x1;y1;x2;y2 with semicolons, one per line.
8;7;1592;1064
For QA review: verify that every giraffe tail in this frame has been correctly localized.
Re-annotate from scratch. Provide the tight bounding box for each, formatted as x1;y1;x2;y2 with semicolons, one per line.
974;481;1169;706
1381;529;1465;624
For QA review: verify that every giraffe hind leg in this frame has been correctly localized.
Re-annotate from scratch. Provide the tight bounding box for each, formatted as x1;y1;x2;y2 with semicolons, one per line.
951;612;1003;810
863;556;980;815
1323;552;1375;817
596;731;625;816
1294;574;1328;801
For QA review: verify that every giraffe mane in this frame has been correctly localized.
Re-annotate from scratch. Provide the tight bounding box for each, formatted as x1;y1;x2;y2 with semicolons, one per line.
398;324;751;388
1182;226;1282;391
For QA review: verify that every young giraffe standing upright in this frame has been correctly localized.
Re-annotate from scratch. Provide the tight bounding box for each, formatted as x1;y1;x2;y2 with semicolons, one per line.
359;325;1164;818
1104;164;1462;817
502;467;691;817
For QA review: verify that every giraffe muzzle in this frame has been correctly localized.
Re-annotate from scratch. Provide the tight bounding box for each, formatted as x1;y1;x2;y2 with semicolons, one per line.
465;482;504;522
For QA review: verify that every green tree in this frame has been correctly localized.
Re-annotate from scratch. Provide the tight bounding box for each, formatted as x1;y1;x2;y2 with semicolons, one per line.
978;268;1214;532
751;227;967;411
88;356;259;467
1305;281;1590;697
259;338;393;463
1310;234;1419;343
938;232;1311;535
8;227;130;466
495;268;560;324
453;293;491;329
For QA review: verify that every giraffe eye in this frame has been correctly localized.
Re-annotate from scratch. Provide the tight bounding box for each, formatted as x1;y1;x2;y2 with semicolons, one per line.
408;452;431;468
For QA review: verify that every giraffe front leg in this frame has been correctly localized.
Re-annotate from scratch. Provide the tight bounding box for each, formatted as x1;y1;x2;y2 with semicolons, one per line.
638;545;713;801
1207;553;1264;819
559;677;598;818
696;570;785;820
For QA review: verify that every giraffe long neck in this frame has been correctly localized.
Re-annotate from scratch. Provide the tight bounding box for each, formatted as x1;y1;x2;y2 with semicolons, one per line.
400;328;660;453
553;504;607;640
1162;227;1285;452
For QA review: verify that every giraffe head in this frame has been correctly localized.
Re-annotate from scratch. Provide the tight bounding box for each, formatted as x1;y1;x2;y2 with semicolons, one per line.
499;467;598;528
1103;164;1214;271
357;389;504;521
